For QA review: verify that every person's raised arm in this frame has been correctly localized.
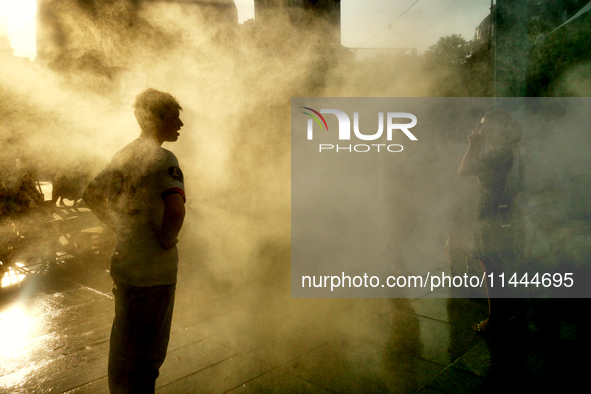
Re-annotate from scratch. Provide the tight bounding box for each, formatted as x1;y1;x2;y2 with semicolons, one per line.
459;124;485;177
157;192;185;249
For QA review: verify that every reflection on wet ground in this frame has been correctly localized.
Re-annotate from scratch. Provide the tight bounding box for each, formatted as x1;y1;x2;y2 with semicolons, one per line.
0;205;586;393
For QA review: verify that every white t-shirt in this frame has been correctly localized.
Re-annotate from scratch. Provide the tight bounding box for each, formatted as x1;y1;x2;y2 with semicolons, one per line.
91;138;185;286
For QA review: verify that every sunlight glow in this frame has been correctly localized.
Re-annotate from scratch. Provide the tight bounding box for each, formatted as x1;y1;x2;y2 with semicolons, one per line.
0;0;36;59
235;0;254;23
0;305;33;356
1;266;26;287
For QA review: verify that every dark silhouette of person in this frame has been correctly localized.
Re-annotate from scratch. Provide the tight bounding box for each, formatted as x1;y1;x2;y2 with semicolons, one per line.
446;175;479;278
83;89;186;393
459;110;521;333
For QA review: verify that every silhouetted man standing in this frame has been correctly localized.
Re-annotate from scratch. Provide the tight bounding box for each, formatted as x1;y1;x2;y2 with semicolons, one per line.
84;89;186;393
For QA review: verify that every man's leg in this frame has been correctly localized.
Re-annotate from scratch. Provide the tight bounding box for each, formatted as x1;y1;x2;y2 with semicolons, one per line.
108;282;176;394
135;283;176;389
109;281;135;394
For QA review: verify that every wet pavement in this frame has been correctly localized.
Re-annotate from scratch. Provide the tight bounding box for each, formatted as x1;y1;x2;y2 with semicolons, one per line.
0;205;586;393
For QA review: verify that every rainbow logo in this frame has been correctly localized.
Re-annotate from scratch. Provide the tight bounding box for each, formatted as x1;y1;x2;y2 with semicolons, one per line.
302;107;328;131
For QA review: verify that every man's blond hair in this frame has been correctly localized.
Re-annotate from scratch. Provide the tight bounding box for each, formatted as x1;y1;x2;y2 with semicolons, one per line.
133;89;182;132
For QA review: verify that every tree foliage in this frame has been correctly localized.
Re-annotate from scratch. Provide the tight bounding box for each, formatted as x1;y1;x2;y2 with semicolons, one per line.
422;34;493;97
527;14;591;96
424;34;474;67
422;4;591;98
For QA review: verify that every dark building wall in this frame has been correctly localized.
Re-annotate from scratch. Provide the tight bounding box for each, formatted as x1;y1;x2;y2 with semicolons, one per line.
254;0;341;46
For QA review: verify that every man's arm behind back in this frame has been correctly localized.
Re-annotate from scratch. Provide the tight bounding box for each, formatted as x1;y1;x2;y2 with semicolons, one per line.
157;192;185;249
83;178;119;233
